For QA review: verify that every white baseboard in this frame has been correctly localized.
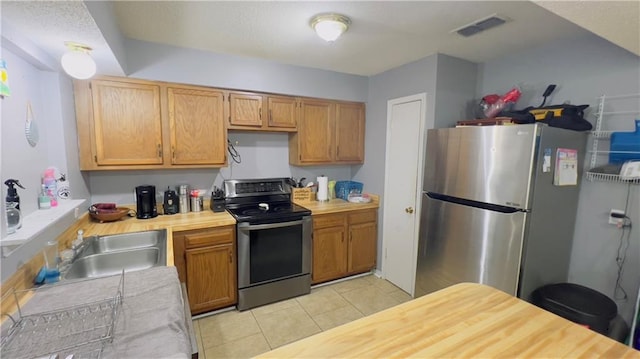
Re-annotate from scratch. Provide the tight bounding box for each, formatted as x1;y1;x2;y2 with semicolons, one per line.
311;270;375;289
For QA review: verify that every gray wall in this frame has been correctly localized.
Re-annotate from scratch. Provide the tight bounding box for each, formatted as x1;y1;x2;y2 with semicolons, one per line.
434;55;478;127
0;46;89;280
478;33;640;324
0;50;88;213
358;54;437;267
355;53;478;267
125;38;368;102
90;131;352;205
83;1;128;76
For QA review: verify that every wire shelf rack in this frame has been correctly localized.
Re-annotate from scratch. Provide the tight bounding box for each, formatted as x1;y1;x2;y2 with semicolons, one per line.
0;271;124;359
585;171;640;184
587;93;640;181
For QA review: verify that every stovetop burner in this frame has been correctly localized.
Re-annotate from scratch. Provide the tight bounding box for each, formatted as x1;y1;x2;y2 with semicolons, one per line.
223;178;311;224
239;204;290;216
226;201;311;224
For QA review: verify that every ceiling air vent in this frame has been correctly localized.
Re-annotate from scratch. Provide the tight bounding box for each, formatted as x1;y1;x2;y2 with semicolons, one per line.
453;14;507;37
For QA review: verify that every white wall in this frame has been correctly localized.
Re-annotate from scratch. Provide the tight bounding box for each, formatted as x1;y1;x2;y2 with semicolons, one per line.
478;33;640;324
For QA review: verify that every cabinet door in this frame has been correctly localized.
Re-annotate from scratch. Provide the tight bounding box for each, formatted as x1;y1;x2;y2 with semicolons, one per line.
267;96;297;129
229;93;263;127
91;80;163;165
312;225;347;284
297;99;334;163
186;244;237;314
348;221;377;274
168;87;226;165
335;102;365;163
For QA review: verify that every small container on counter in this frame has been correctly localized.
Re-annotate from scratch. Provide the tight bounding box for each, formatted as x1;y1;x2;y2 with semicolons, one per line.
190;190;203;212
178;185;190;213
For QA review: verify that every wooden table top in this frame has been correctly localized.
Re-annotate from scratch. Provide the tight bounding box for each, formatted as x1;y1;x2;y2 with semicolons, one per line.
256;283;639;358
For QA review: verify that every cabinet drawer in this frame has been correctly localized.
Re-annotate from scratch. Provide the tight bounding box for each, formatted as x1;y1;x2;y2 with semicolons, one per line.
349;210;377;225
181;226;235;249
313;214;346;229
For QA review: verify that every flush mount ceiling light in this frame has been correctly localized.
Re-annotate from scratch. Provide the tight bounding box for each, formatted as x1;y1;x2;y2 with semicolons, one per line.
60;41;96;80
310;13;351;42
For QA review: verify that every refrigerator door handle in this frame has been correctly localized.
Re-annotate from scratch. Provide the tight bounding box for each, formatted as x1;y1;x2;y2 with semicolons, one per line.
425;192;526;214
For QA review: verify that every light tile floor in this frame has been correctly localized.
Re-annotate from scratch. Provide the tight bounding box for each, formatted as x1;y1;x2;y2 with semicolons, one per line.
193;274;412;359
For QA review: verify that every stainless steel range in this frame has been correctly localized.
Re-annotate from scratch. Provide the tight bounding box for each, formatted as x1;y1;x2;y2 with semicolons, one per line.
224;178;312;311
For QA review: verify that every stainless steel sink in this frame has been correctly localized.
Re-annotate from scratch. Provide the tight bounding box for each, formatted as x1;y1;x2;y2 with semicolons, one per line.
64;229;167;280
80;230;166;256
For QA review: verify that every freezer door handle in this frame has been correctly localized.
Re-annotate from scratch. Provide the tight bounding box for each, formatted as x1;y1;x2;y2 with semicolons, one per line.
425;192;525;213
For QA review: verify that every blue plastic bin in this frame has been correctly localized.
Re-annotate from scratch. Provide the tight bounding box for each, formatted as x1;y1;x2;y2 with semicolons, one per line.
335;181;363;200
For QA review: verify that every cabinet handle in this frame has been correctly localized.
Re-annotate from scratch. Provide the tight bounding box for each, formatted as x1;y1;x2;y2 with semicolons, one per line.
172;146;176;160
341;233;344;243
259;108;262;119
157;144;162;157
350;232;352;242
229;250;233;263
269;109;273;122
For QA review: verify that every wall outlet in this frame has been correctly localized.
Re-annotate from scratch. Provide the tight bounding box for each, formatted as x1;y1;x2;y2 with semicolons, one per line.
609;209;625;225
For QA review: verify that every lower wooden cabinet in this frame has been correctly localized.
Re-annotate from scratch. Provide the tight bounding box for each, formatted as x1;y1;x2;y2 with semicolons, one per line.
173;226;237;314
312;223;348;283
348;220;377;273
312;209;377;284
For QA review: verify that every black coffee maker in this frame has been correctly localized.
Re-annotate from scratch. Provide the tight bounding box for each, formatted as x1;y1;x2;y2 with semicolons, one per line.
135;185;158;219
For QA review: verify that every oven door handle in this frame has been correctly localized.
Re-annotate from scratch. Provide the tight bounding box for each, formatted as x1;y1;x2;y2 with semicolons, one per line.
238;220;303;231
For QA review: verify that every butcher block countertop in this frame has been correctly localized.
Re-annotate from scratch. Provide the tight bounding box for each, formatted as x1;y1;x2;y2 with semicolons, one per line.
78;208;236;236
295;195;379;215
255;283;638;358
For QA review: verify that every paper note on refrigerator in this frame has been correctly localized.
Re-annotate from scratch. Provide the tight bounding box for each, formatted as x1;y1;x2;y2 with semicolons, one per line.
554;148;578;186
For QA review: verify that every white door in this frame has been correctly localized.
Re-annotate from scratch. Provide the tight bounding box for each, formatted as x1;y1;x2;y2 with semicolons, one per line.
382;94;427;296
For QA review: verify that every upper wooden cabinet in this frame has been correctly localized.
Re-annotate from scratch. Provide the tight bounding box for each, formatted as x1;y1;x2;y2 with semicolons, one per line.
290;99;335;164
89;79;164;166
74;77;227;170
335;102;365;163
229;92;263;127
74;75;365;170
267;95;298;129
289;100;365;165
168;86;226;165
228;92;297;132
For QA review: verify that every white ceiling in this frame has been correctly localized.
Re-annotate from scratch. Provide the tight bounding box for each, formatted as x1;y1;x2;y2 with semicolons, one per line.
1;1;639;77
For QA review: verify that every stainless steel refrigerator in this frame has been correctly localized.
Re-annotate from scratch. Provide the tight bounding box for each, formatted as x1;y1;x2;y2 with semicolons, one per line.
415;123;586;301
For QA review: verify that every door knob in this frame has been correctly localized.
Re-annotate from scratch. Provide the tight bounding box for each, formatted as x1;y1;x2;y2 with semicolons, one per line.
405;207;414;214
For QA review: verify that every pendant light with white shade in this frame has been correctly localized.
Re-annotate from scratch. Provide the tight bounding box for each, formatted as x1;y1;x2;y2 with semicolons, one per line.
310;14;351;42
60;41;96;80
